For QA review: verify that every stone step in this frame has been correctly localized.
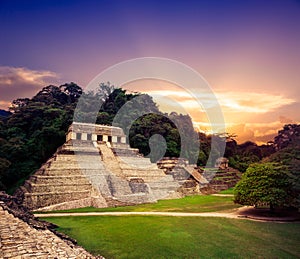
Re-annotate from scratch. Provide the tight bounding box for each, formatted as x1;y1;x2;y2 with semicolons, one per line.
111;148;140;157
121;167;164;173
36;168;110;176
213;172;237;178
60;145;100;152
202;171;219;181
105;175;133;196
121;168;165;177
148;181;180;189
44;162;107;169
212;176;239;181
210;184;230;191
28;175;92;184
54;154;103;162
24;182;92;193
210;181;238;186
120;168;160;173
118;157;154;166
35;196;109;212
82;175;113;197
148;175;180;189
150;188;178;200
23;190;91;210
114;193;156;204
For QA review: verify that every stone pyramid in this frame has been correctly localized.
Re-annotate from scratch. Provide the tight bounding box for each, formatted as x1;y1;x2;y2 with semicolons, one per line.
17;122;187;211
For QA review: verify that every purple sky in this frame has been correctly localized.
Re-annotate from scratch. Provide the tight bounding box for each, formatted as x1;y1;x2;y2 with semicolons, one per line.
0;0;300;143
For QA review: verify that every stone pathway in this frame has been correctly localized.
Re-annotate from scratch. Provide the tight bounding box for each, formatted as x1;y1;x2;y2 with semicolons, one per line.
35;211;240;218
35;206;300;222
0;202;96;258
210;194;234;197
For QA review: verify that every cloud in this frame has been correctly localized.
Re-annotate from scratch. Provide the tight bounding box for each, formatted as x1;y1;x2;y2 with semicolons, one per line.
137;88;298;143
215;92;295;113
225;120;300;144
145;89;295;115
279;115;294;124
192;120;292;144
0;66;60;109
147;89;298;144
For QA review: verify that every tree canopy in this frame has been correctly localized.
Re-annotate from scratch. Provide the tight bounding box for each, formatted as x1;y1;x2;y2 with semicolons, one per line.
267;146;300;209
234;163;292;210
1;79;298;200
0;82;83;192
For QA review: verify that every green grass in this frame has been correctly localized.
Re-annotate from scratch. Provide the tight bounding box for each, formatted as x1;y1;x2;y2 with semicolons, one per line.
37;195;240;214
44;216;300;258
218;187;235;194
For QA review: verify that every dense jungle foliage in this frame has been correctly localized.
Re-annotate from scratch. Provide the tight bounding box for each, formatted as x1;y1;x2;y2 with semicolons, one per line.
0;82;298;200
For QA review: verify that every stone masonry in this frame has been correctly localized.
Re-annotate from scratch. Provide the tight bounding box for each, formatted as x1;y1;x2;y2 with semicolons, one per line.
17;122;196;211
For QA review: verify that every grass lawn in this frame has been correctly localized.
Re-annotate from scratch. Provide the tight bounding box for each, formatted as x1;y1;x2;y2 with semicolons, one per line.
44;216;300;258
37;195;240;214
218;187;234;194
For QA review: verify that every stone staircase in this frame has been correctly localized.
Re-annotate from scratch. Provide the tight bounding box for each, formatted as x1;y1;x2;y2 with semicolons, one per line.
156;157;203;196
17;141;109;211
200;167;242;193
98;142;182;202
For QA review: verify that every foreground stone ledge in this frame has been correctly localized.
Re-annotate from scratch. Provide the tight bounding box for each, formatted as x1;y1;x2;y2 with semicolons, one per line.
0;193;103;258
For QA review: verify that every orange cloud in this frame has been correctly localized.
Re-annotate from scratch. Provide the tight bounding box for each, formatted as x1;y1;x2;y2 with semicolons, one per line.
279;115;294;124
215;92;295;113
122;79;299;144
225;120;300;144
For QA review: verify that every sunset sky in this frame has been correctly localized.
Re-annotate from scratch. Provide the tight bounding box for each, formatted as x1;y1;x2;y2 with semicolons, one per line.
0;0;299;144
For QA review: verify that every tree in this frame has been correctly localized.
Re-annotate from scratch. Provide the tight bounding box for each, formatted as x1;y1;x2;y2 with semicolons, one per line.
226;140;267;172
0;158;11;189
0;83;83;192
234;163;291;211
198;150;207;166
267;145;300;209
274;124;300;150
129;113;181;161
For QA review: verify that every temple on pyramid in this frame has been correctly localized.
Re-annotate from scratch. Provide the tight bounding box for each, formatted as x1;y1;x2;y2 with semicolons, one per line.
16;122;201;211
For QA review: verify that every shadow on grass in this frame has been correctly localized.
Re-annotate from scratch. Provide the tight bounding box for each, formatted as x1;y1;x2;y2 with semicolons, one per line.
238;207;300;221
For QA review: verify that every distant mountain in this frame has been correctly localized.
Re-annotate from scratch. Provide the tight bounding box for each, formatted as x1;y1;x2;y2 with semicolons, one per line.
0;109;12;119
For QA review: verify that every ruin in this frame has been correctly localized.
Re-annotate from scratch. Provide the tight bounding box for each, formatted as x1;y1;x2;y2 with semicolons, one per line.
215;157;229;170
17;122;201;211
0;192;97;258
